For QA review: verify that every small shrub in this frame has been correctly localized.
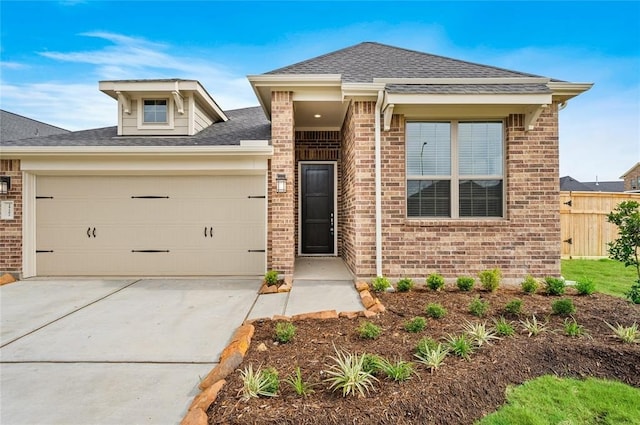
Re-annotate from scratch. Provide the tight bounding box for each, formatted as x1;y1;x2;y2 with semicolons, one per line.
627;280;640;304
378;358;415;382
361;353;384;375
324;348;378;397
469;296;490;318
264;270;279;286
396;277;414;292
520;315;547;337
425;302;447;319
274;322;296;343
358;321;382;340
552;298;576;316
605;322;639;344
564;318;586;337
415;337;439;357
545;276;566;296
371;276;391;292
426;273;445;291
414;342;448;372
404;317;426;333
521;275;539;294
445;333;475;360
575;276;596;295
504;299;523;316
456;276;475;291
478;268;501;292
493;316;516;337
284;366;315;397
463;321;500;347
240;365;279;400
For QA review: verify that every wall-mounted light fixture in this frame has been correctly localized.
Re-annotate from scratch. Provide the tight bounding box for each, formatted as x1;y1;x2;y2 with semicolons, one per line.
276;174;287;193
0;176;10;195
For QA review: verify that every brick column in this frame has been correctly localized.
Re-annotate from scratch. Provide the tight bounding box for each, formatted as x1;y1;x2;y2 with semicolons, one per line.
0;159;22;276
269;91;295;277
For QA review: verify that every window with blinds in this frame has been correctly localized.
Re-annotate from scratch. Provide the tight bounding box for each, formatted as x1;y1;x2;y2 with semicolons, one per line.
406;121;504;218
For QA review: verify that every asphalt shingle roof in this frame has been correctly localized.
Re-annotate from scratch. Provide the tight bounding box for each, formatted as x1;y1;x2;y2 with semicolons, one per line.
560;176;624;193
386;83;552;94
1;107;270;147
267;42;550;82
1;110;69;142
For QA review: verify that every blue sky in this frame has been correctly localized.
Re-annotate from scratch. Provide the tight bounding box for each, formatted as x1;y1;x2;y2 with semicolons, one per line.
1;0;638;181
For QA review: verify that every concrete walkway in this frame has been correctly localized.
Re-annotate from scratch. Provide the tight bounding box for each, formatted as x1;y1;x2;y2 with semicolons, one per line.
0;268;363;425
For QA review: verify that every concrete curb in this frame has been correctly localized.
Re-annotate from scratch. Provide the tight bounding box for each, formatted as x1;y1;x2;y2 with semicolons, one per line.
181;280;388;424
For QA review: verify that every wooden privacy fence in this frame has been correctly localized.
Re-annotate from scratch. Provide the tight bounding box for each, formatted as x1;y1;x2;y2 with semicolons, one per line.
560;191;640;258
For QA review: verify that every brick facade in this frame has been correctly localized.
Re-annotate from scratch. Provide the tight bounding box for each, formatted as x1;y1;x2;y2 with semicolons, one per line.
338;102;561;281
268;92;296;277
623;163;640;191
0;159;22;276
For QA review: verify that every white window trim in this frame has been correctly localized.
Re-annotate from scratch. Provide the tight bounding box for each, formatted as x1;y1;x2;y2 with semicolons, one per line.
137;97;175;130
406;119;506;219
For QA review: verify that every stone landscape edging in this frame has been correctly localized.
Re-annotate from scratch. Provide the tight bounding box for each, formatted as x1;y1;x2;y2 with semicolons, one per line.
180;280;386;425
258;276;293;294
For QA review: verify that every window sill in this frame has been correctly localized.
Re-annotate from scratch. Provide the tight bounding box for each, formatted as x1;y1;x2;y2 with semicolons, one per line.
404;218;510;228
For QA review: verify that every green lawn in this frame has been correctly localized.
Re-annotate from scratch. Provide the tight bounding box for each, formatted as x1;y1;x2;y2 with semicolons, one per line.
477;375;640;425
561;258;636;299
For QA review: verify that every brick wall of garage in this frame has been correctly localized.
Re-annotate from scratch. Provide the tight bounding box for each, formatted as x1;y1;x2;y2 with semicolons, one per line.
0;159;22;276
340;103;562;281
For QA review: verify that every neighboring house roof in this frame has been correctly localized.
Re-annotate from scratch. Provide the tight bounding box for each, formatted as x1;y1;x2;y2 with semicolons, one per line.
620;162;640;178
560;176;624;192
1;109;69;142
1;107;270;147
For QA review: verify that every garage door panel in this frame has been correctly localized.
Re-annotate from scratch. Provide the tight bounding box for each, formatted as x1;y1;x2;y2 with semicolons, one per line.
36;175;266;276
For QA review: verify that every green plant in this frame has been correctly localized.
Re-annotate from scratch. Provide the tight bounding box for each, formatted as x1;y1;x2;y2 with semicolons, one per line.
493;316;516;337
575;276;596;295
414;342;448;373
478;268;501;292
274;321;296;343
445;333;475;360
396;277;414;292
361;353;384;375
264;270;279;286
358;321;382;340
415;337;439;357
469;296;490;318
520;315;547;337
463;320;500;347
426;273;445;291
563;318;586;337
561;258;636;300
605;321;639;344
551;298;576;315
284;366;315;397
371;276;391;292
504;299;523;316
324;348;378;397
378;357;415;382
425;302;447;319
521;275;539;294
239;364;279;400
544;276;566;295
606;200;640;304
456;276;475;291
404;316;426;333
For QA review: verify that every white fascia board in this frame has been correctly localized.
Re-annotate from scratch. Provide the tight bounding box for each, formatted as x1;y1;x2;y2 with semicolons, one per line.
191;82;229;122
247;74;342;87
620;162;640;178
0;145;273;158
374;77;550;84
385;92;553;105
547;82;594;100
341;82;387;99
292;89;343;102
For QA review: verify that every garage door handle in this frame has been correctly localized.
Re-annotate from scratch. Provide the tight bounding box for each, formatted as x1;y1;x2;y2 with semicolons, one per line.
87;227;91;238
204;227;213;238
210;227;213;238
93;227;96;238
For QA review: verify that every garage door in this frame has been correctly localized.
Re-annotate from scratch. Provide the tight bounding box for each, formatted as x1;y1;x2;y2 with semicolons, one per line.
36;175;266;276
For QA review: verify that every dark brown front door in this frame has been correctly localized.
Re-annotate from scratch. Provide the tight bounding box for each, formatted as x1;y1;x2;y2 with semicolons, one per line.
301;163;334;254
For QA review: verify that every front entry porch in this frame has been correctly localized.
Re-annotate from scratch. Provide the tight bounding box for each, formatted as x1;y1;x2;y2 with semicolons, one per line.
293;256;354;280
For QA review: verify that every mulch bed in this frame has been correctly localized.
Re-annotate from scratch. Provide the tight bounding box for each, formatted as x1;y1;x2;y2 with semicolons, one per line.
207;286;640;424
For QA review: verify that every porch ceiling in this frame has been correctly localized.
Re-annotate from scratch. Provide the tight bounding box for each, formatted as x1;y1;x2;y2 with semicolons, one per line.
294;100;349;131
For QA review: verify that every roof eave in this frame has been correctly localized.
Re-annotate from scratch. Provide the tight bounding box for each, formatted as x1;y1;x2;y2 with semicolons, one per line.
547;82;594;102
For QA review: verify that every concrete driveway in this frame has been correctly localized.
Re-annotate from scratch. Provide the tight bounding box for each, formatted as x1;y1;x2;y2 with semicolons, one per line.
0;278;261;425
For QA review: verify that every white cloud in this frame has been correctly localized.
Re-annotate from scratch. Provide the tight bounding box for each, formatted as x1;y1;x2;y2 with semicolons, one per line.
0;61;28;70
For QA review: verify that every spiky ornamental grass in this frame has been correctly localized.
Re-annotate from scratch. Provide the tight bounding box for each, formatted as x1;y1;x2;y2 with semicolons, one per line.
463;320;501;347
414;342;449;373
445;333;475;360
378;357;416;382
324;348;378;397
605;321;639;344
520;315;548;337
284;366;315;397
239;364;279;400
493;316;516;337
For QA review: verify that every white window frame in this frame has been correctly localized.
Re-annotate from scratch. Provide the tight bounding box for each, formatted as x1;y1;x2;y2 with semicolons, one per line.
137;97;174;130
406;120;505;219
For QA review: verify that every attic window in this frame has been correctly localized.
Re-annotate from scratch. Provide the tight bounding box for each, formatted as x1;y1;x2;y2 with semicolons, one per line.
143;99;168;123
